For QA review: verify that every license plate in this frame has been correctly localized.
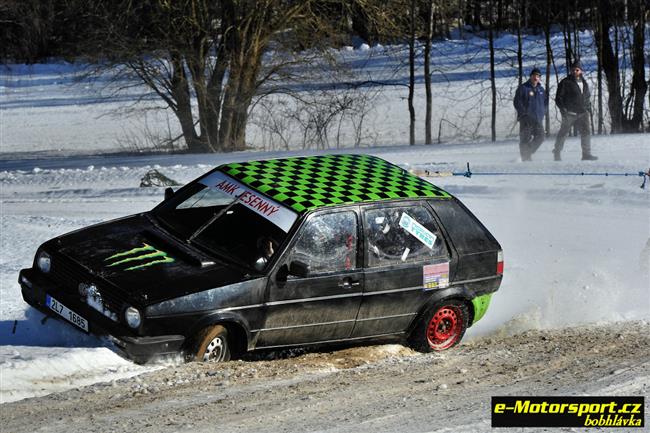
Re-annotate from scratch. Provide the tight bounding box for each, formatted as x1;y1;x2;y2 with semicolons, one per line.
45;295;89;332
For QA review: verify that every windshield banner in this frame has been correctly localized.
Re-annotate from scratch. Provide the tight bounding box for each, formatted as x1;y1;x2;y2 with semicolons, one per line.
200;171;298;232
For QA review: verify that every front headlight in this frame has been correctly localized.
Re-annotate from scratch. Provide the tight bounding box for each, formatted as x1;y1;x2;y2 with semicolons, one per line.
37;251;51;273
124;306;142;329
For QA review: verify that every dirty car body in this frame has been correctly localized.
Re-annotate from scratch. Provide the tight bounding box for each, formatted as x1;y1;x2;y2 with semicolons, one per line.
19;154;503;363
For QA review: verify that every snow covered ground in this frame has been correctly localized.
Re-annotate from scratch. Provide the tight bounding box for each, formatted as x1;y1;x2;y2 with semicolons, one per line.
1;30;649;406
1;135;648;403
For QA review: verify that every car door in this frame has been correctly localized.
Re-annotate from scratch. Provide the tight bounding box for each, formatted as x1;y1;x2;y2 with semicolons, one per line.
351;201;451;338
256;208;364;348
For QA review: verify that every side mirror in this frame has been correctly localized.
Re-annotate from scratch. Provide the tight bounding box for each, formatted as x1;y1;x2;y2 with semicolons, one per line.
276;264;289;283
288;260;309;278
164;187;175;201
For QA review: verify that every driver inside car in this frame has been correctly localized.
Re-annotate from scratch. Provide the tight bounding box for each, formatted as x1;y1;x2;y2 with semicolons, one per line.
368;211;406;262
253;236;278;271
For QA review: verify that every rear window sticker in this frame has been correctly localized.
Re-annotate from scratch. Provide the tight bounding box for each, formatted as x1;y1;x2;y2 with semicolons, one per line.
399;212;437;249
423;262;450;289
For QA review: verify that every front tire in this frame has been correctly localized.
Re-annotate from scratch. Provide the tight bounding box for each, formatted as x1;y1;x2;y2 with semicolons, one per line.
191;325;231;362
410;301;469;352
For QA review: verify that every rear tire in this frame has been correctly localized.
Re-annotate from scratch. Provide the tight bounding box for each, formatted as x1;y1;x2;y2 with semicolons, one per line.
409;301;469;352
191;325;231;362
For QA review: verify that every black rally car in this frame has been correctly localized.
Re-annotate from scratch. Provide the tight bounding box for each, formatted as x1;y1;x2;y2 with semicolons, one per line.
19;154;503;363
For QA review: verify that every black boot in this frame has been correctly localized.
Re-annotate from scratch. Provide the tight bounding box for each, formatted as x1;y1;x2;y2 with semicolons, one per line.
553;150;561;161
582;154;598;161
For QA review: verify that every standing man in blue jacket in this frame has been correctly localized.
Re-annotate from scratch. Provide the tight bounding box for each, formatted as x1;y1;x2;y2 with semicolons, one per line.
513;68;547;161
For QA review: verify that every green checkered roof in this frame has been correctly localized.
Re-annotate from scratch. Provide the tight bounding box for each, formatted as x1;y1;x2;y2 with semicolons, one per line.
218;154;451;213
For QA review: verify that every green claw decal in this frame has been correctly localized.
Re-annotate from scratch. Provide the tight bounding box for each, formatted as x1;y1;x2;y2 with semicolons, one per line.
105;244;156;261
105;243;175;271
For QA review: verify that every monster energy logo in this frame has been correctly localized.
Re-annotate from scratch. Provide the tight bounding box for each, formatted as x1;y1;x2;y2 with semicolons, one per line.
105;243;175;271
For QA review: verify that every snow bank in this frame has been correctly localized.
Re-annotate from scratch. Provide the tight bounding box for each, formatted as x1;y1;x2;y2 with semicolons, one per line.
0;346;160;403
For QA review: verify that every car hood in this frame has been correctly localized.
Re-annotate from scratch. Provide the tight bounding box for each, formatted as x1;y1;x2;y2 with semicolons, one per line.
51;214;251;305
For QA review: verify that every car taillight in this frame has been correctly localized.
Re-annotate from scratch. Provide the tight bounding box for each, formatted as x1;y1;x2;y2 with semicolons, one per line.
497;250;504;275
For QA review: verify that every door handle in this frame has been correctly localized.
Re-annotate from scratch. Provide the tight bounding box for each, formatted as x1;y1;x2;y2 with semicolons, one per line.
338;279;360;289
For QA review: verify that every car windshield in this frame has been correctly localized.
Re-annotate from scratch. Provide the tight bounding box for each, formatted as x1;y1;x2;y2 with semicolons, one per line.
155;183;288;271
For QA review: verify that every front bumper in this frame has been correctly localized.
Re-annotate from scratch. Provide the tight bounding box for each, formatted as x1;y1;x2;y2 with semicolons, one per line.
19;268;185;364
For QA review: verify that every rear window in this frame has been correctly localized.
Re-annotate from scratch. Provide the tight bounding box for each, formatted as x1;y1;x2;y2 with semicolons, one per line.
429;199;497;254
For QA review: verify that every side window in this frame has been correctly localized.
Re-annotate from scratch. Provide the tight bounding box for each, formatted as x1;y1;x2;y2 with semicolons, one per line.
364;205;447;268
287;211;357;275
429;199;496;253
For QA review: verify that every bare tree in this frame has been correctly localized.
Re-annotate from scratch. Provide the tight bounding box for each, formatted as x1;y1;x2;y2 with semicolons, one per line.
488;1;497;142
424;0;435;144
68;0;396;153
408;0;417;145
248;50;384;151
594;6;605;134
516;0;524;86
626;2;647;132
457;0;465;38
543;7;554;136
595;0;624;133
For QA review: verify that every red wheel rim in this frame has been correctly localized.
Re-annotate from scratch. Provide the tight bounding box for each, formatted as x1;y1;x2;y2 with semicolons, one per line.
426;306;462;350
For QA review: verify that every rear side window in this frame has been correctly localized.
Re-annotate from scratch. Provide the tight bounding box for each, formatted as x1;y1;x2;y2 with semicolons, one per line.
430;199;496;254
363;205;448;268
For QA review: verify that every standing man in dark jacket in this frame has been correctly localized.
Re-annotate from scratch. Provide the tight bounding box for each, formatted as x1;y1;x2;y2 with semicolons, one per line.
553;61;598;161
514;68;547;161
